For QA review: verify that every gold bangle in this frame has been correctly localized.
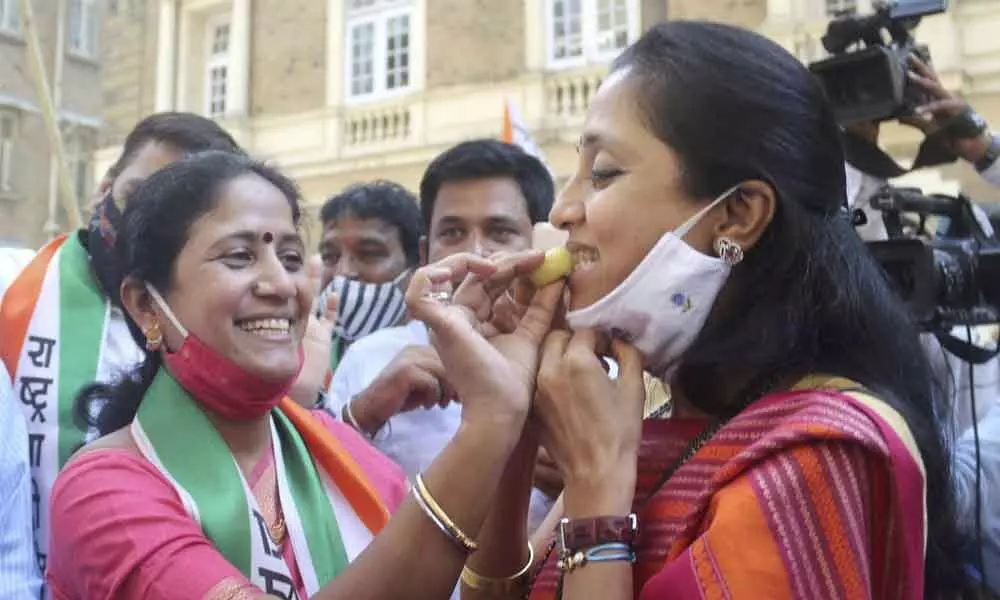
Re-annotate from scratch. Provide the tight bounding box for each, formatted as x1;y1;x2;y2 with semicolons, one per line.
343;400;387;441
461;542;534;593
413;474;479;553
411;483;460;550
342;402;365;433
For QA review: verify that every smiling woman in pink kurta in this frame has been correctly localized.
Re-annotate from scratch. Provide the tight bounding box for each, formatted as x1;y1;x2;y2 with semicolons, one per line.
47;410;406;600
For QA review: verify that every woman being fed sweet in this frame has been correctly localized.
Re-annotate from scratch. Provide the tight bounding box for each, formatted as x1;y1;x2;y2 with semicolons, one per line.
457;21;973;600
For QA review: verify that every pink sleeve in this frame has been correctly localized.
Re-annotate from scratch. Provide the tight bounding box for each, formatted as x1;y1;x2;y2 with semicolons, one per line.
310;410;408;512
47;450;255;600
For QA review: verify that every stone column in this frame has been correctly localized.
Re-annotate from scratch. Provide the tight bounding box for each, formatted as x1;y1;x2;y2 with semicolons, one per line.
154;0;177;111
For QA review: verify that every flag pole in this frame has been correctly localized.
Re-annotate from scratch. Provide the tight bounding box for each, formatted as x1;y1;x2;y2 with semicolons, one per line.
502;97;514;144
18;0;82;231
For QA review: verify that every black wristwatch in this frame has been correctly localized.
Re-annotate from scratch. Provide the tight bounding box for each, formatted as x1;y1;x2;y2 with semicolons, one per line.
944;106;989;141
975;133;1000;172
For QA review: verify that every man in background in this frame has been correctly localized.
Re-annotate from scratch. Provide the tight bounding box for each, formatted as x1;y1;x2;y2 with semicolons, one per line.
0;362;40;599
326;139;556;537
317;180;424;372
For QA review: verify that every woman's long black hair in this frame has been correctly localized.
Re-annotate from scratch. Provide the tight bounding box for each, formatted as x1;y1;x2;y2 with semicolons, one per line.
613;21;973;599
75;151;302;437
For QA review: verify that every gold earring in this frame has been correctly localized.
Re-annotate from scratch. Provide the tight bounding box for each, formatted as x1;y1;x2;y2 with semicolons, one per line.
144;321;163;352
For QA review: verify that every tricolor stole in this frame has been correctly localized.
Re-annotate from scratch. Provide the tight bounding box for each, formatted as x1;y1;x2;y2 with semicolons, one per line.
0;234;116;576
131;371;390;597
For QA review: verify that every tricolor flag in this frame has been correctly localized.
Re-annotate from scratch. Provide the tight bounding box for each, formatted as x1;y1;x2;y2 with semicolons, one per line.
502;97;555;178
501;97;566;250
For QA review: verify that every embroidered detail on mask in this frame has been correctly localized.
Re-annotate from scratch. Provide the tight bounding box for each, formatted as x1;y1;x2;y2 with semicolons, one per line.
671;292;692;313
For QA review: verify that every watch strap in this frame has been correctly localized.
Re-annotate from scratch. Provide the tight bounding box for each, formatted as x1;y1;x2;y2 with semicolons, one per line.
943;106;988;141
558;514;639;553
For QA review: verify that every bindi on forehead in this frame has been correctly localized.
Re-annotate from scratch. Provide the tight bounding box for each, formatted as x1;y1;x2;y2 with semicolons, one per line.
262;231;274;244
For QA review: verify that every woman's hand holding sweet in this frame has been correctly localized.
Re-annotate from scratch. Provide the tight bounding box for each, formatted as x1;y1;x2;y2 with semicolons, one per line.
404;251;564;433
535;330;646;516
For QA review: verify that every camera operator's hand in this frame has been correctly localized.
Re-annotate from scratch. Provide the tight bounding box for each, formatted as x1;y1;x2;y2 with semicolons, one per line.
904;55;993;165
902;55;964;131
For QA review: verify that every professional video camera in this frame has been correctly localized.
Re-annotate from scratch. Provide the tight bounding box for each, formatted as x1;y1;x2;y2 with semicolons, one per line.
863;186;1000;335
809;0;949;125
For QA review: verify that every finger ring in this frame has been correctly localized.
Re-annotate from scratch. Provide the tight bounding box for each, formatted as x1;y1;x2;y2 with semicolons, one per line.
426;290;452;302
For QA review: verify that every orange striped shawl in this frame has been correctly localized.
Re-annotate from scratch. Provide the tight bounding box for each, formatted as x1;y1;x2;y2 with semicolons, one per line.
530;378;926;600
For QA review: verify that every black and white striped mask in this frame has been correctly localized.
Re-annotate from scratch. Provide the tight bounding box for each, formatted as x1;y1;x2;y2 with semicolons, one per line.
328;271;408;341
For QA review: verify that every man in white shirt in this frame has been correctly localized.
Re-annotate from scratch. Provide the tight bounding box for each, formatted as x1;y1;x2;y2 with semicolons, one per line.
0;247;33;305
315;180;425;375
0;362;41;600
328;140;557;536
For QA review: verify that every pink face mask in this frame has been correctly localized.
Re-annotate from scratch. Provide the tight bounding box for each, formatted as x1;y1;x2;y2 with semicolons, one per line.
146;285;303;421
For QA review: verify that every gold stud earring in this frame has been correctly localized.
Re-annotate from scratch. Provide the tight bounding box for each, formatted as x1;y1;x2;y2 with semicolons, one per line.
144;321;163;352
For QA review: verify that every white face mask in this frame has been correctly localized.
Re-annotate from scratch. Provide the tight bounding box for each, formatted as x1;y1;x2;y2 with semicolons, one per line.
565;185;742;379
326;271;409;341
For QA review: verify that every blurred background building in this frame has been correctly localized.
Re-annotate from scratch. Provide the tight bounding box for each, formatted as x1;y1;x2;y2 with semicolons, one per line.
0;0;102;246
1;0;999;247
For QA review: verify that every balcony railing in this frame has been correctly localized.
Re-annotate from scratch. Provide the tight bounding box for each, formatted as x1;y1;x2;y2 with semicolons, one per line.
343;104;413;148
545;66;607;121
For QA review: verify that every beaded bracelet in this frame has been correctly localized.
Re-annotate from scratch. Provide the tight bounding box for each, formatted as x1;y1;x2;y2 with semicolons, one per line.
557;542;636;574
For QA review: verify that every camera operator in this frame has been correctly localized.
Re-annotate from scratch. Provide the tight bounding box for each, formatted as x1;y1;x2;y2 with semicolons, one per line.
905;56;1000;187
844;53;1000;233
844;54;1000;592
845;55;1000;205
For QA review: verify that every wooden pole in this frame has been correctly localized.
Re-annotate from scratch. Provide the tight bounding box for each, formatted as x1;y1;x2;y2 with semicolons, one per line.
18;0;82;230
44;0;68;239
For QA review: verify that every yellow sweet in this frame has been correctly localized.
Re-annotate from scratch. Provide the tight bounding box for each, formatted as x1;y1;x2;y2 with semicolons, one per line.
530;246;574;287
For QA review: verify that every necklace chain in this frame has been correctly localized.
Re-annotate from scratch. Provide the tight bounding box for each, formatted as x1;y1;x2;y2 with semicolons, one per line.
269;512;287;545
